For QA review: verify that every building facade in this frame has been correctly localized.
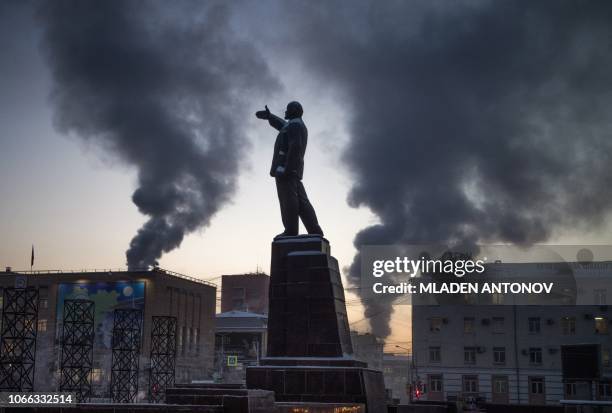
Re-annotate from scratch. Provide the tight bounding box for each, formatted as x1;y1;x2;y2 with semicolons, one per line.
412;304;611;405
214;310;267;383
0;267;216;401
383;354;411;404
220;273;269;315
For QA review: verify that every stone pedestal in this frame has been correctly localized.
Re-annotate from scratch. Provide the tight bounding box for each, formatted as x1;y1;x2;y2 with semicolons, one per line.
165;384;275;413
246;235;386;413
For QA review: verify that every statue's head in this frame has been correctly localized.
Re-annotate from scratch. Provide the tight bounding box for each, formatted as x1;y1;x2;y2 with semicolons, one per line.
284;101;303;120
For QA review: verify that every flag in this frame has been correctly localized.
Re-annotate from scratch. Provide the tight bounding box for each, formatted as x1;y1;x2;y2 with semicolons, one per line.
31;245;34;268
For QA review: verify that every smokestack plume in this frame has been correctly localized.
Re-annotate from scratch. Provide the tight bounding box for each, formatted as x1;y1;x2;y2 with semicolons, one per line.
276;1;612;337
39;1;278;269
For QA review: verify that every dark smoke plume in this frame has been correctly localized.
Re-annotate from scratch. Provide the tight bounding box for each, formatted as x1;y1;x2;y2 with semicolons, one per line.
276;0;612;337
39;1;277;268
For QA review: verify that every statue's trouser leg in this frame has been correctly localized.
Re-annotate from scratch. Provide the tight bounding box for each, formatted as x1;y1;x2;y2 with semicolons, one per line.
275;175;299;235
296;180;324;235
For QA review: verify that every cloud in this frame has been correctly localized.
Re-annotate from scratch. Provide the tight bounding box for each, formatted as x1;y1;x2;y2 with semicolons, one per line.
39;0;279;268
272;0;612;337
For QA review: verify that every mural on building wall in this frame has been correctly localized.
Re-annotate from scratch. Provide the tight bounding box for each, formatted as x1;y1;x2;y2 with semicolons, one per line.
56;281;145;349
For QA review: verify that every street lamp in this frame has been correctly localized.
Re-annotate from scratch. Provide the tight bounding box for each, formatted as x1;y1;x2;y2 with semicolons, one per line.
395;346;418;401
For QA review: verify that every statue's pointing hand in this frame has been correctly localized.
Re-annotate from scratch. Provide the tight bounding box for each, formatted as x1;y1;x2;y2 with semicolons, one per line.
255;105;271;120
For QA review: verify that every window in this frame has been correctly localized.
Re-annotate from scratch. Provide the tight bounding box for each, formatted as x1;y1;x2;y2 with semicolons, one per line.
529;348;542;365
599;382;611;398
561;317;576;335
464;294;478;305
195;328;200;356
429;375;443;393
594;289;607;305
464;347;476;365
177;326;184;356
603;348;610;367
464;317;475;334
595;317;608;334
430;317;443;332
429;346;441;363
90;368;103;383
493;347;506;365
462;375;478;394
39;298;48;309
232;287;246;311
493;376;508;394
492;293;504;305
37;319;47;332
530;377;545;394
492;317;505;334
528;317;541;334
565;382;577;397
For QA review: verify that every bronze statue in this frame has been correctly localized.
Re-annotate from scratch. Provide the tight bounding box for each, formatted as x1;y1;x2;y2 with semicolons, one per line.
256;101;324;238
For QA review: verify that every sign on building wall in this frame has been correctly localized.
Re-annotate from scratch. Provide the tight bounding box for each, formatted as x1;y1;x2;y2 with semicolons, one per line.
55;281;146;349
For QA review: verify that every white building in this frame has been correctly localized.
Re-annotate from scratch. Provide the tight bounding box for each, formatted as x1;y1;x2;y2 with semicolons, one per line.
411;262;611;406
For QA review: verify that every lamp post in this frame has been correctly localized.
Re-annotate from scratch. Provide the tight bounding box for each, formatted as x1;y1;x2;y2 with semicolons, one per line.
396;345;418;402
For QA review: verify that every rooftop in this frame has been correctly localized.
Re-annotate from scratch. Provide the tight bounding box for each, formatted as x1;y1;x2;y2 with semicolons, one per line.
2;266;216;287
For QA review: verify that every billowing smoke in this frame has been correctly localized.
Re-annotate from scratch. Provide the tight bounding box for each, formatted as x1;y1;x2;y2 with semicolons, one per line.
275;1;612;337
39;1;278;269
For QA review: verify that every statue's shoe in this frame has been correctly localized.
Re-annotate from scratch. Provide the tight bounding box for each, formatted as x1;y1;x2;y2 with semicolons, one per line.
274;231;298;239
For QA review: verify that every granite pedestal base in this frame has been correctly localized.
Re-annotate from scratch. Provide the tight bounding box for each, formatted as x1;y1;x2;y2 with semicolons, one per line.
165;384;275;413
247;360;385;412
246;235;386;413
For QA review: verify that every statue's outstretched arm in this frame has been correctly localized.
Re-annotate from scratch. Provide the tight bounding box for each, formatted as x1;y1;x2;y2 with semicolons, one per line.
268;113;287;131
255;105;286;131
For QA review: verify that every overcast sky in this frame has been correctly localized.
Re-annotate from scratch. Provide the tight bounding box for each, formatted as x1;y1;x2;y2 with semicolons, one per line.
2;1;612;349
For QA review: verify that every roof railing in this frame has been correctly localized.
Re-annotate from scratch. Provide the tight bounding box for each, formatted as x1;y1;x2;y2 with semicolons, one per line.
4;267;216;287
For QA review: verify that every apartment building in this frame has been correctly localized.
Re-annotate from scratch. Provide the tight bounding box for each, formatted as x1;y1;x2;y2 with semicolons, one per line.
413;304;611;405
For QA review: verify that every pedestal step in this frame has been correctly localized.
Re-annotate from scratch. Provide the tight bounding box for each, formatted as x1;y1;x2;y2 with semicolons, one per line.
165;386;275;413
247;365;386;412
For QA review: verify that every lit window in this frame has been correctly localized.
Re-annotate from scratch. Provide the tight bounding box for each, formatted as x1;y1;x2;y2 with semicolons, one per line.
493;347;506;365
561;317;576;335
491;293;504;305
464;347;476;365
528;317;541;334
529;348;542;365
430;317;443;332
429;346;441;363
595;317;608;334
37;319;47;332
91;368;103;383
603;349;610;367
